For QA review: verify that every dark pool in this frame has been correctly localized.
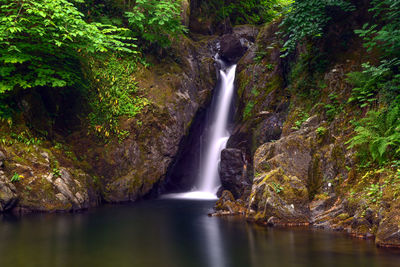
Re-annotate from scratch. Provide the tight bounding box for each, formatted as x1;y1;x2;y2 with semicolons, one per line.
0;199;399;267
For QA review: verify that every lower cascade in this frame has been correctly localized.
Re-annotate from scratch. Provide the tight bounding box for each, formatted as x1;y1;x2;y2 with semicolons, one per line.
164;63;237;200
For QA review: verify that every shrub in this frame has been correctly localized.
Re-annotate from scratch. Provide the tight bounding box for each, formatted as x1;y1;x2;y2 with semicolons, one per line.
347;105;400;165
86;55;150;141
125;0;187;49
0;0;136;93
280;0;354;56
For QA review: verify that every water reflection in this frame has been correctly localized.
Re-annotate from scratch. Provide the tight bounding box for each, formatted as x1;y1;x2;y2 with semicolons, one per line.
0;200;400;267
200;216;226;267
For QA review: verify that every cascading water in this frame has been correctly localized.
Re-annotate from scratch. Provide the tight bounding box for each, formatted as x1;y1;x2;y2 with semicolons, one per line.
197;64;237;193
163;61;237;200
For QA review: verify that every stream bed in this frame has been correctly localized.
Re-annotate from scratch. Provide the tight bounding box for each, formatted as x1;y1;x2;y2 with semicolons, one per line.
0;199;400;267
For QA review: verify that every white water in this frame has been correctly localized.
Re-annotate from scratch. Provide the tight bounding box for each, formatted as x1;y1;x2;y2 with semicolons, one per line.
198;64;237;193
164;64;237;200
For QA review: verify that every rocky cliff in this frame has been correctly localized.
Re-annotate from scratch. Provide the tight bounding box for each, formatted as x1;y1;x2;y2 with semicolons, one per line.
0;34;219;213
216;20;400;248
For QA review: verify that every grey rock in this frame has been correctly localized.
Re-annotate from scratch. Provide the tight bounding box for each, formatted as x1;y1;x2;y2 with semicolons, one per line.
0;174;17;212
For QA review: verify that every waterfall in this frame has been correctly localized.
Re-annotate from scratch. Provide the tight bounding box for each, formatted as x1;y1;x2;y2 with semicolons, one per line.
163;62;237;200
197;64;237;193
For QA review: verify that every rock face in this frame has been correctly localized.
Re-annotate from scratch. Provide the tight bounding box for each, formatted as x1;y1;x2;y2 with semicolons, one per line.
0;20;260;213
0;146;97;213
219;148;250;199
0;171;17;212
218;22;287;200
217;20;400;248
69;35;220;203
246;116;320;225
248;168;310;225
214;190;246;215
376;200;400;248
219;34;248;64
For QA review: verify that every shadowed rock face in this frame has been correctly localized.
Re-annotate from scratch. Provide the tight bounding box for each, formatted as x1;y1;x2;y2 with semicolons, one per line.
82;36;219;203
219;148;250;199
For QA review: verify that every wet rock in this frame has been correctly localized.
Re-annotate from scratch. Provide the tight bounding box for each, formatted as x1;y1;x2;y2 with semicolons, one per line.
376;200;400;248
219;34;248;64
52;169;90;210
214;190;246;215
0;171;17;212
232;25;259;42
219;148;251;198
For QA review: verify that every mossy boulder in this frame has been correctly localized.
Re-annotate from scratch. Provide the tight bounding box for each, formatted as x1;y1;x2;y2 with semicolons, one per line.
214;190;247;216
247;168;310;225
0;142;98;213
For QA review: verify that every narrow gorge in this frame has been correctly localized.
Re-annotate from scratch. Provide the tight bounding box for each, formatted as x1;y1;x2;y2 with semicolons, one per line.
1;0;400;266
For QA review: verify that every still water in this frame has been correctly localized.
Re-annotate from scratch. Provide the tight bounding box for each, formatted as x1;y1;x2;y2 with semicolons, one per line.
0;199;399;267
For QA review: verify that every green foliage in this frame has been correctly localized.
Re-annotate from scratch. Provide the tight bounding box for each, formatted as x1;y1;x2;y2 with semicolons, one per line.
280;0;354;56
316;126;327;137
198;0;292;26
351;0;400;106
220;0;291;25
271;181;284;193
11;172;22;183
355;0;400;59
347;105;400;165
86;55;150;141
288;47;328;101
347;61;400;107
0;0;136;93
243;101;255;120
125;0;187;49
366;183;382;204
0;130;43;146
291;111;309;130
53;167;61;177
324;93;342;121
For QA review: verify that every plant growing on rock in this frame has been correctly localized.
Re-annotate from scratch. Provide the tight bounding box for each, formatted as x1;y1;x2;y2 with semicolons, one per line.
11;172;22;183
86;55;150;141
316;126;327;137
347;105;400;165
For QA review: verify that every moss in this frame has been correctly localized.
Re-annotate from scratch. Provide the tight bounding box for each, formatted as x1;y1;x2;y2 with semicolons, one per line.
243;101;255;120
337;213;350;220
308;152;322;200
314;192;330;201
